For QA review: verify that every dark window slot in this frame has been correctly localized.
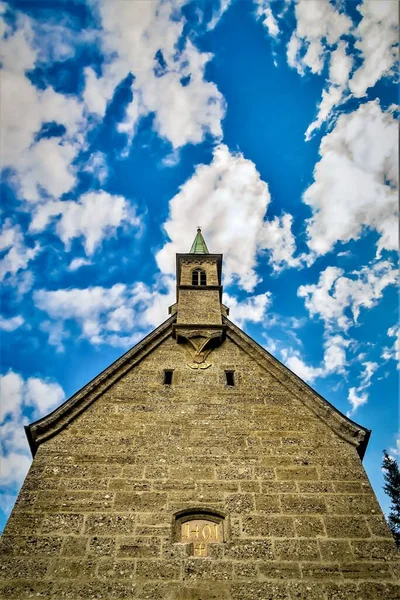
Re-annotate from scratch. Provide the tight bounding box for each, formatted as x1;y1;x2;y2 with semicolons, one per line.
192;268;207;286
164;370;173;385
225;371;235;386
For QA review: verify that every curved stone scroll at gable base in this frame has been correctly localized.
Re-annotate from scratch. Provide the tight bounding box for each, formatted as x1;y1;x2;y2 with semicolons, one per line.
173;327;225;369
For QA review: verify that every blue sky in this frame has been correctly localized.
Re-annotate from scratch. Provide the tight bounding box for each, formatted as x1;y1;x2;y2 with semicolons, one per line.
0;0;398;532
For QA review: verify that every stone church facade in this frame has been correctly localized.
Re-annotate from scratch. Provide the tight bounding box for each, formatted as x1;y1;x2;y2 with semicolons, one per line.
1;230;398;599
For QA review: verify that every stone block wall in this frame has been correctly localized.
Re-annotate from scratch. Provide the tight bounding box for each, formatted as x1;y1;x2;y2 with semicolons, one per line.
0;334;398;599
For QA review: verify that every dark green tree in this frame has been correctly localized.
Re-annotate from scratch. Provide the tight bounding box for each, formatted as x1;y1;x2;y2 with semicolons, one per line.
382;450;400;548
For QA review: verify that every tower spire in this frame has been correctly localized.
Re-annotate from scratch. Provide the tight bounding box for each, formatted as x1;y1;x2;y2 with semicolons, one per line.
189;227;209;254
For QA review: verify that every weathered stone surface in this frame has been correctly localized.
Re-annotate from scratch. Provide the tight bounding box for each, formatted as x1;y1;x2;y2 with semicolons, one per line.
1;248;397;598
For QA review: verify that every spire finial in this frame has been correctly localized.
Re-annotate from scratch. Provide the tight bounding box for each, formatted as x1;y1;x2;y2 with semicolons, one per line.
189;227;209;254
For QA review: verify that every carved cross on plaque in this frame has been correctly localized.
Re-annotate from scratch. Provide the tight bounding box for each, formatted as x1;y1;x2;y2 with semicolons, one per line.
180;518;223;557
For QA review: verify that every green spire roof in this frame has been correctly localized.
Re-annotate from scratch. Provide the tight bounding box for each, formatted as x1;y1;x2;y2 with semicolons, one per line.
189;227;209;254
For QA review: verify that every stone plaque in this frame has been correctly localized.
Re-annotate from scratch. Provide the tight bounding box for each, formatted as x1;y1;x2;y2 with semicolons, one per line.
181;519;223;557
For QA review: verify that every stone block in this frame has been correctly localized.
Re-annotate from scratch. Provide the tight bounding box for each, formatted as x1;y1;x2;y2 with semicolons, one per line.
350;539;399;561
48;558;97;580
276;467;318;480
136;559;181;580
233;562;258;579
225;493;255;514
319;539;353;562
366;515;395;538
341;562;394;579
117;536;161;558
240;481;260;493
97;559;136;579
147;583;231;600
289;582;328;600
41;513;84;535
0;535;63;556
2;512;43;536
61;536;88;556
258;561;301;579
0;557;49;579
226;539;274;560
183;559;232;581
301;563;343;579
216;465;253;480
297;481;334;494
323;582;359;600
114;491;167;511
281;495;327;514
230;582;290;600
84;514;136;535
324;516;369;538
254;494;281;513
242;515;295;538
88;536;116;556
357;582;400;600
274;539;320;561
108;479;151;491
325;494;380;515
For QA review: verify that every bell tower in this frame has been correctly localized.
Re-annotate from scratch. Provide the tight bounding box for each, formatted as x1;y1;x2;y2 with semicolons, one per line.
170;228;228;369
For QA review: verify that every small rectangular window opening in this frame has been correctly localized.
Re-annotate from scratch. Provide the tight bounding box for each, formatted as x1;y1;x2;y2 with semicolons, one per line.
164;370;173;385
225;370;235;386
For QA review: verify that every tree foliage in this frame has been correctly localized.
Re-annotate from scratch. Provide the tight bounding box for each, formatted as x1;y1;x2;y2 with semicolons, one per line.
382;450;400;548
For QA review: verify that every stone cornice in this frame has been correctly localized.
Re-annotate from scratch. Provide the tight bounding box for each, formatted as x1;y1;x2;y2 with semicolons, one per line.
224;317;370;459
25;315;177;456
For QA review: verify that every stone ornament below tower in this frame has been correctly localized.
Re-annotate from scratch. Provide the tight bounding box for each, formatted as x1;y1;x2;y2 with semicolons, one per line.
0;229;398;599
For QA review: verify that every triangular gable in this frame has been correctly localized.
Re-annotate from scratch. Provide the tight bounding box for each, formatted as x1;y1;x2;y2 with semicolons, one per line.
26;314;370;459
25;315;176;456
223;317;370;459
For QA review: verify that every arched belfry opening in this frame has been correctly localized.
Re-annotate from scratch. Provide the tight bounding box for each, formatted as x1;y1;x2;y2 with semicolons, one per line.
192;267;207;286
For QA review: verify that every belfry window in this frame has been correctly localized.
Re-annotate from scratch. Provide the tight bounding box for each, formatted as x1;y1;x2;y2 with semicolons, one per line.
225;371;235;386
192;268;207;286
164;370;173;385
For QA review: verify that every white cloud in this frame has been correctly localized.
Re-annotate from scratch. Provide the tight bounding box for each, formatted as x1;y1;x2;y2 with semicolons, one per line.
83;151;109;184
298;260;397;333
294;258;395;412
285;334;350;384
0;315;24;332
223;292;271;327
0;371;24;422
304;102;398;256
349;0;399;98
34;276;175;349
254;1;279;38
286;0;351;76
0;219;41;282
305;42;353;140
24;377;66;417
68;257;93;272
84;0;225;150
208;0;232;31
0;14;85;201
260;0;398;135
0;370;65;493
156;145;301;292
30;191;139;255
347;360;378;416
382;325;400;366
259;214;303;272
